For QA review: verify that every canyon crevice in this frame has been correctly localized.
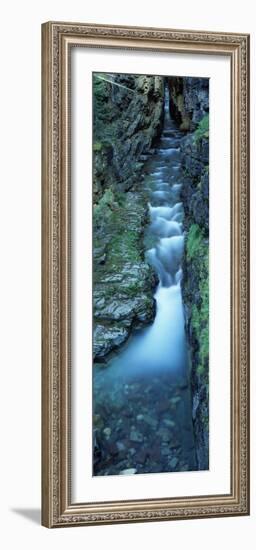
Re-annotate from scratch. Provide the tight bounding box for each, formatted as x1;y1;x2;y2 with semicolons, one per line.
93;73;209;473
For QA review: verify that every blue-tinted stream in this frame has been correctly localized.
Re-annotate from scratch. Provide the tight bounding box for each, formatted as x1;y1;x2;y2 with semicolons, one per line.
93;88;197;476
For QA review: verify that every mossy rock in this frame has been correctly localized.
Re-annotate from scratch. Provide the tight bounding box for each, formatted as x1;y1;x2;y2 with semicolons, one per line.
194;114;209;142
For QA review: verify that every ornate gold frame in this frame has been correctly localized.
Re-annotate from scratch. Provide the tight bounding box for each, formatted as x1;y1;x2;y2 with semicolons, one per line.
41;21;250;528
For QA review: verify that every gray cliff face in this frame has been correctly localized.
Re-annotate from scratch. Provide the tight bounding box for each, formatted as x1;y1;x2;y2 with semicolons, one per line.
168;77;209;469
168;76;209;131
181;77;209;127
93;74;164;361
93;74;164;200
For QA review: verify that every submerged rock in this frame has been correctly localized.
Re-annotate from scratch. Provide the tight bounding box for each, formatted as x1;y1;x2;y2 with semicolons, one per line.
120;468;137;475
130;430;144;443
136;448;149;464
163;418;175;428
169;457;179;469
103;427;112;438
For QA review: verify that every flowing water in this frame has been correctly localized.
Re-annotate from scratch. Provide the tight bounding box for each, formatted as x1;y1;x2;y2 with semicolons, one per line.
93;87;197;476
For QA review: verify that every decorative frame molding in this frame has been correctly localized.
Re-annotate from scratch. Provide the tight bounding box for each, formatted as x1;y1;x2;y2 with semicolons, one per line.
41;21;250;528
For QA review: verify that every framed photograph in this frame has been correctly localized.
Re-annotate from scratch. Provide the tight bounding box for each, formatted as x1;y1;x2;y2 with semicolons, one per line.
42;21;250;527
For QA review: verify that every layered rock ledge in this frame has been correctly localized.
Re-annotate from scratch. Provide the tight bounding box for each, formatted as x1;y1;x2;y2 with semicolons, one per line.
93;74;164;361
93;190;156;361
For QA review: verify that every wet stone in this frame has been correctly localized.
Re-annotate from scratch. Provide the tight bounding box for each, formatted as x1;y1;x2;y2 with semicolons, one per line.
170;396;181;406
136;448;149;464
116;441;126;452
129;448;136;456
161;446;171;457
120;468;137;475
169;457;179;469
163;418;175;428
130;430;144;443
156;399;170;413
158;428;172;442
104;441;119;456
169;440;180;449
143;415;158;429
103;427;111;438
148;463;163;473
149;445;161;462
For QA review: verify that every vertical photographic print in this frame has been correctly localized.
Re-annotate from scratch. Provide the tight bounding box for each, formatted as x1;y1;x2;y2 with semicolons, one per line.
92;73;209;477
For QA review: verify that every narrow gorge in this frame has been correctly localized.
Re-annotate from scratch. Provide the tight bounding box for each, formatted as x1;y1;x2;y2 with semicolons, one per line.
93;73;209;475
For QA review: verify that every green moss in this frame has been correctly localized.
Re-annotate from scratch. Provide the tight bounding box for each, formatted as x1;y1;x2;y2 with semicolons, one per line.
93;73;113;106
187;224;203;260
199;264;209;365
194;114;209;142
177;94;184;112
94;138;114;153
95;188;115;208
121;282;143;297
192;260;209;375
93;188;116;224
93;73;119;137
109;227;141;264
186;224;209;377
93;141;103;152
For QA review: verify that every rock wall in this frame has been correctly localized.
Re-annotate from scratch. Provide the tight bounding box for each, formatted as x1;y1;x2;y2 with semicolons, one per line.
168;76;209;131
168;77;210;469
93;74;164;361
93;74;164;200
